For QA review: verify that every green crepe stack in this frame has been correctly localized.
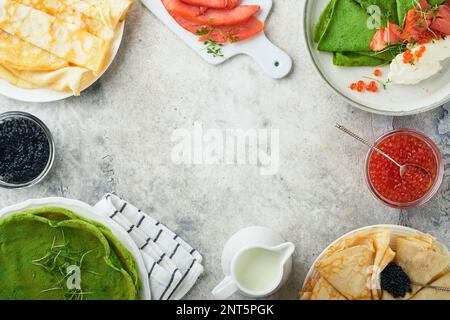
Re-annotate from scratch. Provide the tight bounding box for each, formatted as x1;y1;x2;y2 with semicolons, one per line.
314;0;446;66
0;207;141;300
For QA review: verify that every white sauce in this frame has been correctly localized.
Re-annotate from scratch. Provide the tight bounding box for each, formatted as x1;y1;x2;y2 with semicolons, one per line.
389;37;450;85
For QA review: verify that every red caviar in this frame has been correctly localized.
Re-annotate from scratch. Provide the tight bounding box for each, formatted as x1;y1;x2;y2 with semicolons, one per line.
414;45;427;59
366;81;379;92
367;131;441;207
373;69;382;77
403;50;414;64
349;80;379;93
403;46;427;64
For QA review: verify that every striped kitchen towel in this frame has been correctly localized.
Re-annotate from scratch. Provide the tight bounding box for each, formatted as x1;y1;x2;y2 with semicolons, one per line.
94;194;203;300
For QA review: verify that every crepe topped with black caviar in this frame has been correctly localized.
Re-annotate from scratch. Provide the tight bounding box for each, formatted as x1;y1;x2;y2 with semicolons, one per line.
0;208;140;300
300;227;450;300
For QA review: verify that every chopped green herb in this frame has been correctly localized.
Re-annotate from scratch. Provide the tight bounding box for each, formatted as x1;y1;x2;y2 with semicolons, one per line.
203;40;224;58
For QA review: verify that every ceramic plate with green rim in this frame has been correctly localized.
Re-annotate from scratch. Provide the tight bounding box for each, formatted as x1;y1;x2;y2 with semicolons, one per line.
0;198;151;300
303;0;450;115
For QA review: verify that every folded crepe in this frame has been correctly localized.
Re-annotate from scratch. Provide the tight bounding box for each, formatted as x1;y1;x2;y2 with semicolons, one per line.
0;0;107;73
13;0;132;41
314;0;448;66
0;31;69;71
0;213;138;300
395;236;450;286
0;64;94;95
13;0;113;41
411;272;450;300
369;229;395;300
310;277;347;300
315;245;375;300
315;0;377;52
382;234;450;300
0;0;133;94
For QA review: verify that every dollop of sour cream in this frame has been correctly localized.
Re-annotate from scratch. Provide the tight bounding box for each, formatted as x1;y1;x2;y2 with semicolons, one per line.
389;37;450;85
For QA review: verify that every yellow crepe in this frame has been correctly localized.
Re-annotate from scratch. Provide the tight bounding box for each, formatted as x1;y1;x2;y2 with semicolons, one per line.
13;0;120;40
0;64;35;88
0;0;107;72
0;64;94;95
316;245;375;300
411;272;450;300
310;277;347;300
299;273;320;300
0;31;68;71
395;237;450;286
65;0;133;30
370;231;395;300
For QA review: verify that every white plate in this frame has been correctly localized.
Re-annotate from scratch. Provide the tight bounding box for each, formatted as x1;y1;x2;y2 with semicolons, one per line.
303;0;450;115
142;0;292;79
0;197;151;300
0;22;125;103
301;224;450;292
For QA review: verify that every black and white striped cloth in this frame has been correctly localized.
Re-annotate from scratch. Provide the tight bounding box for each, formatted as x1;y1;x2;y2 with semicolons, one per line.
94;194;203;300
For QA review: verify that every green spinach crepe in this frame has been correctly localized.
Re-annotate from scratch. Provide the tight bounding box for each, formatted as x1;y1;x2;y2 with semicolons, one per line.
0;209;140;300
314;0;446;66
27;207;140;291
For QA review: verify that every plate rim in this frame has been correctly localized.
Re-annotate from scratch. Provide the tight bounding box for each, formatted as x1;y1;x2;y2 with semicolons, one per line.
302;0;450;116
300;224;448;293
0;197;151;300
0;22;125;103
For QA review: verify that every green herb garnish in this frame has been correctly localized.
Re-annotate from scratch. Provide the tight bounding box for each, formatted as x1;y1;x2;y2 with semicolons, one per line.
203;40;224;58
31;232;98;300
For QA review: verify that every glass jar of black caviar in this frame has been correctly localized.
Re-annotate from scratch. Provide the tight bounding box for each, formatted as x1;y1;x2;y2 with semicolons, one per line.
0;111;55;189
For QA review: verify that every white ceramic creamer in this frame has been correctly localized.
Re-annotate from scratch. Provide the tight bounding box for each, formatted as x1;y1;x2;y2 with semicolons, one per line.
212;242;294;299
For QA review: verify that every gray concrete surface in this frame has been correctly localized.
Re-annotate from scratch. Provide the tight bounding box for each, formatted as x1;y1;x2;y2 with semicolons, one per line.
0;0;448;300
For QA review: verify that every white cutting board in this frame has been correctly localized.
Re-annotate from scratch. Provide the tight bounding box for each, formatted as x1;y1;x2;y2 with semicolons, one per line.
141;0;292;79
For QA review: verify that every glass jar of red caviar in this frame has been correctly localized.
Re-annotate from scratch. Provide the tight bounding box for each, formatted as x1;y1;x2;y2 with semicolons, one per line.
365;129;444;209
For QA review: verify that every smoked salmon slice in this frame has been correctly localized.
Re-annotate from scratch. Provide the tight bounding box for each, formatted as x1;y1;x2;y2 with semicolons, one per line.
162;0;260;26
370;23;402;51
179;0;240;9
430;2;450;36
172;15;264;43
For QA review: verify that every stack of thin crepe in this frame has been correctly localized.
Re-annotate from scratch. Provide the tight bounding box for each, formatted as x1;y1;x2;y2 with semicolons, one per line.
0;0;133;95
314;0;447;66
300;227;450;300
0;207;141;300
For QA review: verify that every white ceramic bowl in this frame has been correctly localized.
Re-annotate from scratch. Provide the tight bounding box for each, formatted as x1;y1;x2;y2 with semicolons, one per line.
0;197;151;300
303;0;450;115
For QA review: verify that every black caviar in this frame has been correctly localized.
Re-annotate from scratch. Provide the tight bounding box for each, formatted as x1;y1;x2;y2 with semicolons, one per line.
380;262;412;298
0;116;50;185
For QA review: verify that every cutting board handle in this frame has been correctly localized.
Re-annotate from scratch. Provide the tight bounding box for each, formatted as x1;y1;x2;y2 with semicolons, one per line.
241;34;292;79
